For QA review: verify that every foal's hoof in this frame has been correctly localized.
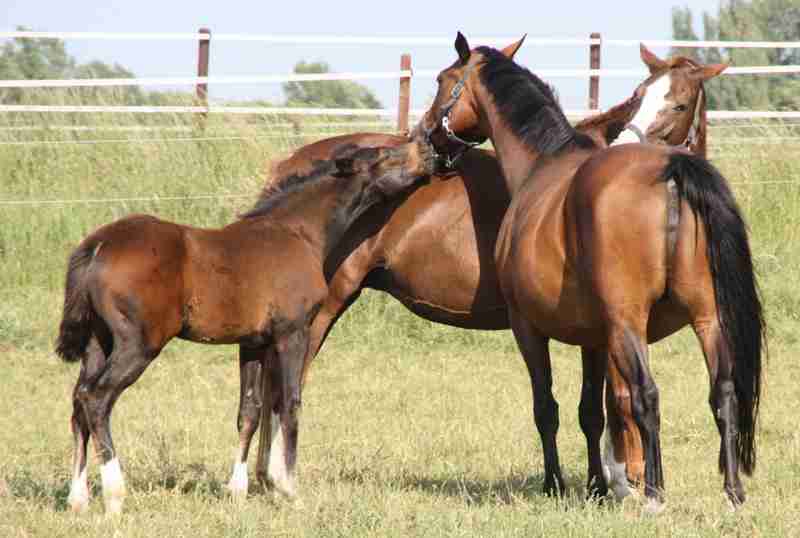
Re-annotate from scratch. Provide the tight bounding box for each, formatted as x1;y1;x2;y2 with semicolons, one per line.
103;495;124;516
642;496;666;516
725;487;745;511
68;495;90;514
227;463;249;500
68;484;90;514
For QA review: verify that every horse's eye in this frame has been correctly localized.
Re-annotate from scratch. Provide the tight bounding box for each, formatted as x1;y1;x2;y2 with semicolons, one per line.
674;104;688;112
436;74;443;84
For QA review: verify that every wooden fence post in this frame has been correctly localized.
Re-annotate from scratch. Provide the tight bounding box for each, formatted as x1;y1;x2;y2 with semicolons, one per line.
196;27;211;125
588;32;601;111
397;53;412;134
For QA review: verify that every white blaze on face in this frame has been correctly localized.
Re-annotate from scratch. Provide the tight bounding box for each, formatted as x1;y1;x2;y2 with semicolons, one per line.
100;457;125;514
613;73;672;145
267;412;296;498
601;426;635;500
228;461;248;496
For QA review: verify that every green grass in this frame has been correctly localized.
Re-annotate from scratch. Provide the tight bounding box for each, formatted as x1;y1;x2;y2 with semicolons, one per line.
0;114;799;536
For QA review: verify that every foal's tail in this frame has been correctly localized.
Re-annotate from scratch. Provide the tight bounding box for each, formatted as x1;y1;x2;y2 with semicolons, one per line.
662;152;765;476
55;240;100;362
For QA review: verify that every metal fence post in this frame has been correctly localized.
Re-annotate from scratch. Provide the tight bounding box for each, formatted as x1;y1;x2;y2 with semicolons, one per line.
588;32;601;111
397;53;412;134
196;27;211;125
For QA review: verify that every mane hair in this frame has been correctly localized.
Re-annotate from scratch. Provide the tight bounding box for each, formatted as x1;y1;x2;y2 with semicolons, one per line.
241;159;338;219
241;144;379;220
573;86;644;145
475;46;596;154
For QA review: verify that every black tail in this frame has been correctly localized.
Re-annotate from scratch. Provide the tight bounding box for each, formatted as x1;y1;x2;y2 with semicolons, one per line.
55;241;99;362
662;152;765;475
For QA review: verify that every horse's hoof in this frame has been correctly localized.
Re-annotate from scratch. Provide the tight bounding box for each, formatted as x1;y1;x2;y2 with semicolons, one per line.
725;487;745;511
272;478;298;501
227;463;249;499
543;475;566;498
642;496;666;516
103;495;124;516
68;496;90;514
68;482;90;514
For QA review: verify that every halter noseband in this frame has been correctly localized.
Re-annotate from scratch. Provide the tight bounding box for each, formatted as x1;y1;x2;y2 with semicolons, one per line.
424;62;484;169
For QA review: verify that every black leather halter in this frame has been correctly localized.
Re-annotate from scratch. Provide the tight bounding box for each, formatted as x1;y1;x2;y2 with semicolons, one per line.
423;62;486;168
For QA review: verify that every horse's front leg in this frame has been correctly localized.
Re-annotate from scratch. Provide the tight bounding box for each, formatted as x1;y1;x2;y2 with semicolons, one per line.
509;309;565;496
269;327;308;500
227;345;267;498
579;347;608;498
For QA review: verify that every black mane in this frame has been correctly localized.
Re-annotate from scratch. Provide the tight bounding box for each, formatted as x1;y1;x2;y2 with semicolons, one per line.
476;46;596;154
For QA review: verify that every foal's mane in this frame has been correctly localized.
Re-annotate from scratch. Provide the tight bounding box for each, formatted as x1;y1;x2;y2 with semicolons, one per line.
241;143;374;220
573;86;645;146
475;46;596;154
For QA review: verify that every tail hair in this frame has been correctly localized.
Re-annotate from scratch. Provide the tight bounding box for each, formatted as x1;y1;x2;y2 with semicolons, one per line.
662;152;766;475
55;242;98;361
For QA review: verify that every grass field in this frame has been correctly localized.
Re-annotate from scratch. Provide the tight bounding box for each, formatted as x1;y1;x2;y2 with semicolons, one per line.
1;113;799;536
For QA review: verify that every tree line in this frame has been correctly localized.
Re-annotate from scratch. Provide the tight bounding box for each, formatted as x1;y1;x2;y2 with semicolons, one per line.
672;0;800;110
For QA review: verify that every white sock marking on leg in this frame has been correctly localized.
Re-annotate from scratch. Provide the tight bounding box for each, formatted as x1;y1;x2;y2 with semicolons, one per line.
228;461;249;496
68;466;89;512
601;427;634;500
100;457;125;514
267;412;296;498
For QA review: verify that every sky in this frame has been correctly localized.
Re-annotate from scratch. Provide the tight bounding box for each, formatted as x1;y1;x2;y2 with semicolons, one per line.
1;0;725;112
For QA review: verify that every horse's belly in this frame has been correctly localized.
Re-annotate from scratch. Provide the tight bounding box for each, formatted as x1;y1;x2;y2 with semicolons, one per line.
506;250;605;346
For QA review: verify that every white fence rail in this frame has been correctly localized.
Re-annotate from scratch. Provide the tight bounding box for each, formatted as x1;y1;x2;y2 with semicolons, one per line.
3;104;800;121
5;31;800;48
2;31;800;122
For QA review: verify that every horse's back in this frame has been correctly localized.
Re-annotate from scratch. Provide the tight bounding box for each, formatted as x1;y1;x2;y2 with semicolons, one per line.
272;133;406;182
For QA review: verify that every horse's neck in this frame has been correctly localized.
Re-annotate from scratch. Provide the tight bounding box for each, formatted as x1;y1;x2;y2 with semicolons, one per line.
614;73;671;145
478;90;542;197
266;179;365;260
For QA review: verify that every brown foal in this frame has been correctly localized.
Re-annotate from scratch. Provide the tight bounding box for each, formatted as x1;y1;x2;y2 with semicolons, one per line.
418;33;763;509
55;140;436;514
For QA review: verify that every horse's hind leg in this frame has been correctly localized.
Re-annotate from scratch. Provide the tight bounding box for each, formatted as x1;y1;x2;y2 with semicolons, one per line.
509;311;564;496
603;358;644;499
77;324;155;515
606;318;664;510
693;318;745;506
67;334;107;513
227;346;265;498
270;328;307;500
579;347;607;497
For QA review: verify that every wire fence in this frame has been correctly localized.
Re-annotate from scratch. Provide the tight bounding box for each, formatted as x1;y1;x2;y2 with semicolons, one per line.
2;30;798;210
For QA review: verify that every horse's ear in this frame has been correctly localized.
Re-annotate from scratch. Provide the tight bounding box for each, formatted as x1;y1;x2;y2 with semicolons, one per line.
692;63;728;81
455;31;471;64
333;157;355;177
500;34;527;60
640;43;668;74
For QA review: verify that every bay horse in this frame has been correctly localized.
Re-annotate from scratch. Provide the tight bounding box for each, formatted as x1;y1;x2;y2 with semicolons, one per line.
55;140;436;514
249;47;722;501
418;33;763;509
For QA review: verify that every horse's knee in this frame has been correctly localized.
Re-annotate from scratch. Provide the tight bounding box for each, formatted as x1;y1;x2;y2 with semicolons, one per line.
533;396;559;432
610;385;633;416
578;397;603;434
238;390;262;433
